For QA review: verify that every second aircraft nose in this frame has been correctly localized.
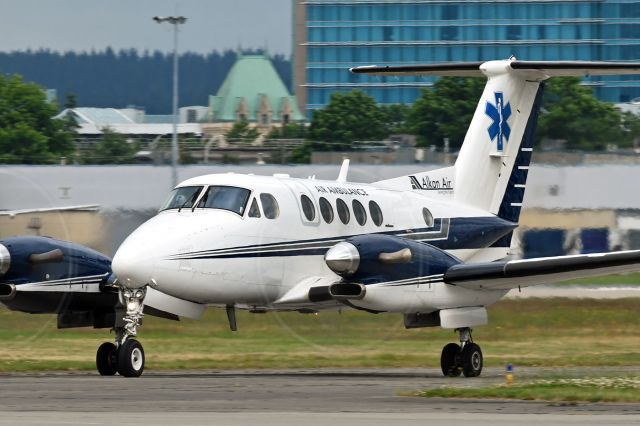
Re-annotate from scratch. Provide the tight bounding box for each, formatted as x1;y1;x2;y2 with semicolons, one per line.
112;238;157;289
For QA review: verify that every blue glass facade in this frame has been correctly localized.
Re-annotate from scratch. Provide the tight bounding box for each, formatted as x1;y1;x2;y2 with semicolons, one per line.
295;1;640;116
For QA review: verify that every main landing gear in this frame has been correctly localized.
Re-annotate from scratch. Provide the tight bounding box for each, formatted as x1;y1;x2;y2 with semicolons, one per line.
440;327;483;378
96;287;147;377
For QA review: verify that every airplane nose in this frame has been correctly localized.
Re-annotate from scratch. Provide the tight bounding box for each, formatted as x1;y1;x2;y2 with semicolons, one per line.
112;240;156;289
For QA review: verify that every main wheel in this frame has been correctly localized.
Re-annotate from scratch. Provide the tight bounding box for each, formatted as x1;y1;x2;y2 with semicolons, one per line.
117;339;145;377
96;342;118;376
440;343;461;377
460;342;483;378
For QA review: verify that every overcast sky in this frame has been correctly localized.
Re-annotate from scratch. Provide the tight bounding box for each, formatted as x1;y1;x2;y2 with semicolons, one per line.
0;0;293;55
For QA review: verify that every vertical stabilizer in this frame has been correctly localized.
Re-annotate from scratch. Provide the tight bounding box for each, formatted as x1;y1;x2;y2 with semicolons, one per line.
354;59;640;228
453;61;546;221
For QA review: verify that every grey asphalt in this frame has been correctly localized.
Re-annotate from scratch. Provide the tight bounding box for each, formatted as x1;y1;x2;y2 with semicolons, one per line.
1;368;639;425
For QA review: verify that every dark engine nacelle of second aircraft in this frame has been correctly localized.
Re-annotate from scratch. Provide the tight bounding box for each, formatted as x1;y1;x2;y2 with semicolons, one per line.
323;234;462;310
0;236;118;327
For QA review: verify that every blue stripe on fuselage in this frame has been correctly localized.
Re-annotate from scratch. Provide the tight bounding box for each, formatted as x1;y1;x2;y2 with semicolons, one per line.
169;216;516;260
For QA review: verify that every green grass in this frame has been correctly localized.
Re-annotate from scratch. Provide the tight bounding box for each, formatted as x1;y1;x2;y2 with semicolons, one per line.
0;298;639;372
555;271;640;286
416;376;640;403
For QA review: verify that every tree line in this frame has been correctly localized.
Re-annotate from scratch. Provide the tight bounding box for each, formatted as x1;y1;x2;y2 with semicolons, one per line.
0;69;638;164
290;77;640;162
0;48;292;114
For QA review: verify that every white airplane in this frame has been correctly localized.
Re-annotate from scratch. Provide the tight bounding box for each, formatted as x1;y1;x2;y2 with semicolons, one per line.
106;58;640;377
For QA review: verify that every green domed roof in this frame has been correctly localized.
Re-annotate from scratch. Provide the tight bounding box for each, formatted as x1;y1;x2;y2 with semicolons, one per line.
209;54;304;122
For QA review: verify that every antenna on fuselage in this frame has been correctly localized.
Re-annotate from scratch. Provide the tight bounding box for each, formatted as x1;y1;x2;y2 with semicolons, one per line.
337;159;350;183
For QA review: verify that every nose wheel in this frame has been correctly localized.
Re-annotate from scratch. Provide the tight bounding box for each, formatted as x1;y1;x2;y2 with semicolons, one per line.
97;338;145;377
440;328;483;378
96;286;147;377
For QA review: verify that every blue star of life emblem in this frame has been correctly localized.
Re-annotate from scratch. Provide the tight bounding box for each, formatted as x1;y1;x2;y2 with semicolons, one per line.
485;92;512;151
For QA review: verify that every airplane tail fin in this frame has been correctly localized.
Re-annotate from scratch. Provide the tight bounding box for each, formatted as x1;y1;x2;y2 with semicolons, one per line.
356;60;640;226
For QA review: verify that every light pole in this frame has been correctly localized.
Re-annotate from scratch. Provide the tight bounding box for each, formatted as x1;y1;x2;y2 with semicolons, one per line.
153;15;187;188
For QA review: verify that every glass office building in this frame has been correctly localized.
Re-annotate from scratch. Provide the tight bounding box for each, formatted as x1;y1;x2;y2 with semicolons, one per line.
293;1;640;117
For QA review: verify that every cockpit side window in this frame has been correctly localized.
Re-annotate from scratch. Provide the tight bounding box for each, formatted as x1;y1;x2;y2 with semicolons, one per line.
248;198;261;218
260;193;279;219
159;186;204;211
197;186;251;215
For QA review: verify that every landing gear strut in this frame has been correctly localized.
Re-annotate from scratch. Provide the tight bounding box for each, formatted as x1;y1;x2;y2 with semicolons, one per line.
96;287;147;377
440;327;483;378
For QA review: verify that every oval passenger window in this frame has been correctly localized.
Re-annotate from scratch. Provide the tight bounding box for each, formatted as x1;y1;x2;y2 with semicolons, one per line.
301;195;316;221
336;198;350;224
352;200;367;226
260;193;279;219
423;207;434;227
319;197;334;223
369;200;383;226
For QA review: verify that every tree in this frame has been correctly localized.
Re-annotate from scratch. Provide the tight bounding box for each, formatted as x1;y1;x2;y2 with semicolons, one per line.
379;103;412;134
409;77;485;150
265;122;307;139
0;74;75;164
537;77;625;150
620;111;640;149
307;90;388;150
225;119;260;141
80;127;138;164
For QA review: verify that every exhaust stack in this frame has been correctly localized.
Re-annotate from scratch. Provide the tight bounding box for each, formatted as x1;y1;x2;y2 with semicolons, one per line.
329;283;366;300
0;283;16;301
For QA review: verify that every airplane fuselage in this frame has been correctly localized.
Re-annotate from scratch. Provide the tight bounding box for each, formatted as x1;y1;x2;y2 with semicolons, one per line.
113;172;514;313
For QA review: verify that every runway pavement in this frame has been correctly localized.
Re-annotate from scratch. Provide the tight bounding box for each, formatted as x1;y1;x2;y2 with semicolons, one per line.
1;367;639;425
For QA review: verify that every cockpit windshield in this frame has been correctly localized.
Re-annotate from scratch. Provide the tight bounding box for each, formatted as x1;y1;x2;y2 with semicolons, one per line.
197;186;251;215
159;186;204;211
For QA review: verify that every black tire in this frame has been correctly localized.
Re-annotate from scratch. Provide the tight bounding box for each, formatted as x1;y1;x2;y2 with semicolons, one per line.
440;343;461;377
117;339;145;377
96;342;118;376
461;343;483;378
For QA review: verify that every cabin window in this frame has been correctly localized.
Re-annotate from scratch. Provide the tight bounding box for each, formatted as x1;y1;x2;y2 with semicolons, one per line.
248;198;261;218
260;193;279;219
319;197;334;223
423;207;434;227
336;198;350;224
300;194;316;221
369;200;383;226
352;200;367;226
160;186;204;211
197;186;251;216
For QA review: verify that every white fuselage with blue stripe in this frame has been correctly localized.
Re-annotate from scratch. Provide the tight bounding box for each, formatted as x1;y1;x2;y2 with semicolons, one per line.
113;172;514;313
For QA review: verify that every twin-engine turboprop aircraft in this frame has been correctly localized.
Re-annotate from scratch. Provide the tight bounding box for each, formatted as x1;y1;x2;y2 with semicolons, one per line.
4;58;640;378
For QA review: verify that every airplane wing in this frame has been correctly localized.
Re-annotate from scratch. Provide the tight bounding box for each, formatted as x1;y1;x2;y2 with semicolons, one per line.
350;60;640;78
444;250;640;291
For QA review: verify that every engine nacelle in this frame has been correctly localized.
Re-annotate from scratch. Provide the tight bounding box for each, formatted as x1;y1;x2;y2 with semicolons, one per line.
325;234;461;285
324;234;504;315
0;236;116;315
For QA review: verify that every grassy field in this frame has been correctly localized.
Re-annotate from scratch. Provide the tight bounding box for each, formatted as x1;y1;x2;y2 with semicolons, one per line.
0;298;639;372
556;271;640;286
416;376;640;403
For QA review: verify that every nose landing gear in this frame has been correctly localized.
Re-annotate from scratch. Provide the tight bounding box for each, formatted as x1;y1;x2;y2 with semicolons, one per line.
96;287;147;377
440;327;483;378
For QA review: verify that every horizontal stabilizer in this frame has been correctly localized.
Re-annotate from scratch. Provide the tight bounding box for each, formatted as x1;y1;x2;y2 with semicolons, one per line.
444;250;640;291
351;60;640;78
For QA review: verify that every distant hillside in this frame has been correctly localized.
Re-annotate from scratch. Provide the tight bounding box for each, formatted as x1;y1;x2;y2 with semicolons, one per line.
0;49;292;114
